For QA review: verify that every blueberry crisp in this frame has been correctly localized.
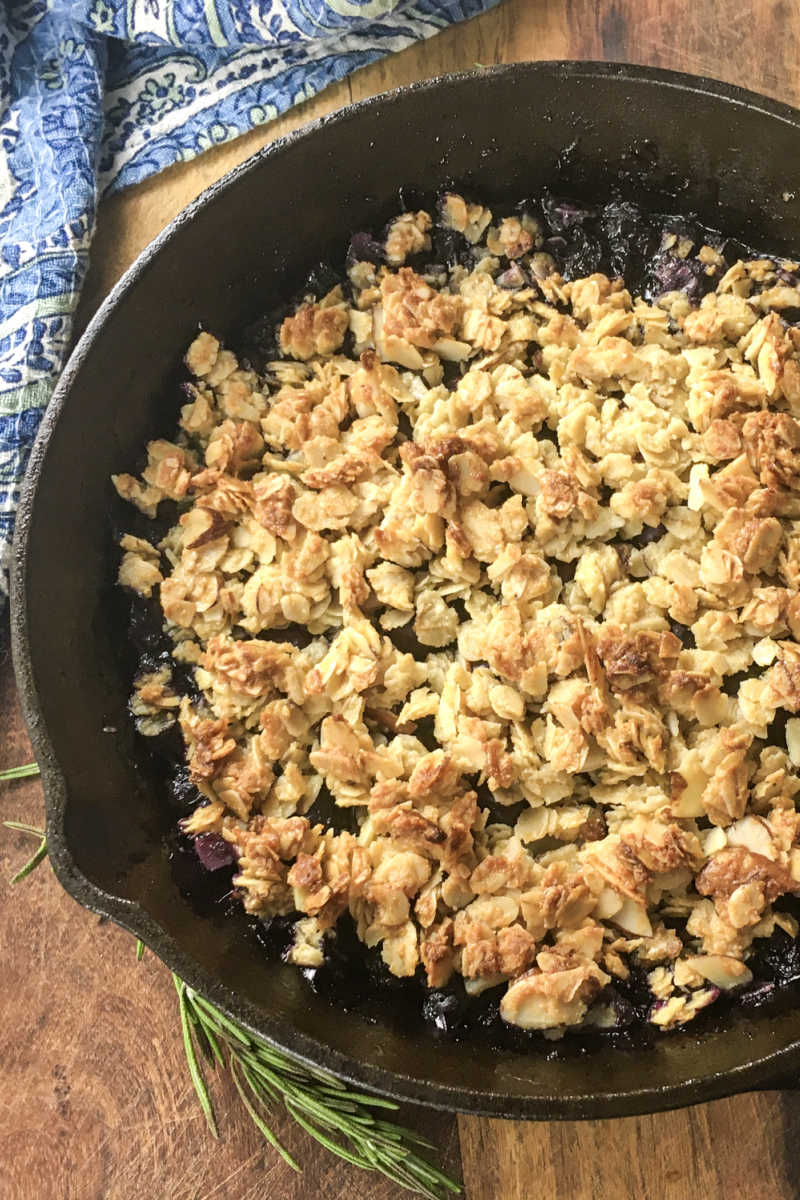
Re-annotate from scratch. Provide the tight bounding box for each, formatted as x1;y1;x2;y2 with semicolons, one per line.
114;192;800;1037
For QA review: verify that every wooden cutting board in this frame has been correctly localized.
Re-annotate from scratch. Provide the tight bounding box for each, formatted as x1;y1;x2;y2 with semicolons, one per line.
6;2;800;1196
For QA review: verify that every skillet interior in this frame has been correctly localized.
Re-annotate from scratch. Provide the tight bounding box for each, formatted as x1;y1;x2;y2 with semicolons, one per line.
13;61;800;1119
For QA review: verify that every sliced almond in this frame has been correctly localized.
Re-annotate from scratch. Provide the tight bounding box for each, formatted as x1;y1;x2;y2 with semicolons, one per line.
613;897;653;937
682;954;752;990
726;815;776;860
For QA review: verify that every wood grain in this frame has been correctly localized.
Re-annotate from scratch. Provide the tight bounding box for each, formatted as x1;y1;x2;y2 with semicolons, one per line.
9;0;800;1197
460;1092;800;1200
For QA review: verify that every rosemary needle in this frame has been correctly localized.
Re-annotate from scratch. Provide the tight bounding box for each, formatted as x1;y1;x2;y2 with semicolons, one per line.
0;762;41;781
174;975;218;1137
2;819;47;883
2;762;44;882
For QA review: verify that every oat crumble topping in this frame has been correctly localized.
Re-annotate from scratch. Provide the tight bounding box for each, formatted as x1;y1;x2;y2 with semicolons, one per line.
114;193;800;1036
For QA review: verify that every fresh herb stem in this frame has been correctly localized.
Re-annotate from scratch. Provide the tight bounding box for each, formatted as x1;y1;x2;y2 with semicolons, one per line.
174;977;460;1199
0;762;41;781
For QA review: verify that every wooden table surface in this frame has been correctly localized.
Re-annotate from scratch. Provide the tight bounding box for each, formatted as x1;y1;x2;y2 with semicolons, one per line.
6;2;800;1197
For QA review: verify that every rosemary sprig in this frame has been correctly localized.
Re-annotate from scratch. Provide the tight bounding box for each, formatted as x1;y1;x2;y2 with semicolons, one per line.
174;977;460;1199
2;758;459;1197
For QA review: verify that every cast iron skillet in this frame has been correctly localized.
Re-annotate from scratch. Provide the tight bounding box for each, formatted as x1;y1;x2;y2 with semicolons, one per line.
13;61;800;1119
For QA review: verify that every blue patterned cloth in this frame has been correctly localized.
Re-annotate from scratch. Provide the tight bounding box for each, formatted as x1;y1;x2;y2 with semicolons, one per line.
0;0;497;591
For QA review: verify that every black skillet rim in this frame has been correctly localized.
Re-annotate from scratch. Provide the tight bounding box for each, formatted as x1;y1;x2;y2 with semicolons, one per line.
11;60;800;1119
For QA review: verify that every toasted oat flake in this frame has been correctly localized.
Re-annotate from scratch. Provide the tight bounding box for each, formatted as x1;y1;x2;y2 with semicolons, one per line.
114;194;800;1036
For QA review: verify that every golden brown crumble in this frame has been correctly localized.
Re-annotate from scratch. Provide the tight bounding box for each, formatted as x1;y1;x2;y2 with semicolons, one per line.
115;194;800;1035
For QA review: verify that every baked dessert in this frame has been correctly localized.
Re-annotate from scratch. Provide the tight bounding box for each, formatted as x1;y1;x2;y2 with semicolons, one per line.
114;191;800;1038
